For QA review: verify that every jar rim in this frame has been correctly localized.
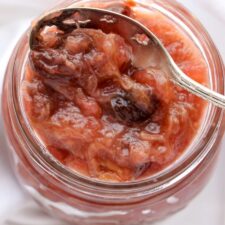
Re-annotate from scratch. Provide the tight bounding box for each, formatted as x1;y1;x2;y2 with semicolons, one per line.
8;0;225;200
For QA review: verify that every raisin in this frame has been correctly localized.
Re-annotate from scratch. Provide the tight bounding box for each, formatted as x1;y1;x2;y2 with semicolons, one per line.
111;95;150;124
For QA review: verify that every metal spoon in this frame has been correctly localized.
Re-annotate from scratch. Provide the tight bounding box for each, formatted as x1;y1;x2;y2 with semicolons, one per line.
29;7;225;108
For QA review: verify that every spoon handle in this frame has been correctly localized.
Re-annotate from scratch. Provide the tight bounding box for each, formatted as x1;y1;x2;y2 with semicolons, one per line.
171;63;225;109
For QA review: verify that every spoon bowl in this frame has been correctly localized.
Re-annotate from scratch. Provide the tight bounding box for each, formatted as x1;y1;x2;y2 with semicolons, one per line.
29;7;225;108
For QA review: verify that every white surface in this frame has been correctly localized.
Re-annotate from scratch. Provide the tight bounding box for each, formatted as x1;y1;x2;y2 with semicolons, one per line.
0;0;225;224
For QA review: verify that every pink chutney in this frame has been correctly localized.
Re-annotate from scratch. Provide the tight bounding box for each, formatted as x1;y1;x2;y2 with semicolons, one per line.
22;1;208;182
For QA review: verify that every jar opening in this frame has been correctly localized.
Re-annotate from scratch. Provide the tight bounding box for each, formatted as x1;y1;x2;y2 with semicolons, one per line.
10;0;225;198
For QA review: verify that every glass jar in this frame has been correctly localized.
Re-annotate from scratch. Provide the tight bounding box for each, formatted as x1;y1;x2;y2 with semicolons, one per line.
2;0;225;224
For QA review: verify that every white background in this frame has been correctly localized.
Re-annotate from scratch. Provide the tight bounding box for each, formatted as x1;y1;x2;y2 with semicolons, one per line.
0;0;225;224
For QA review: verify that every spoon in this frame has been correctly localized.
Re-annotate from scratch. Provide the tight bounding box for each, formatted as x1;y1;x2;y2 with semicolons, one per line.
29;7;225;108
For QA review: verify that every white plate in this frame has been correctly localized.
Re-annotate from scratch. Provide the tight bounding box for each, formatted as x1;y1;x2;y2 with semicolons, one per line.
0;0;224;224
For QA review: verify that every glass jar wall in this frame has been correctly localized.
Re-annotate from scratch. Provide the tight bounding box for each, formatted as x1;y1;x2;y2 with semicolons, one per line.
2;0;225;224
